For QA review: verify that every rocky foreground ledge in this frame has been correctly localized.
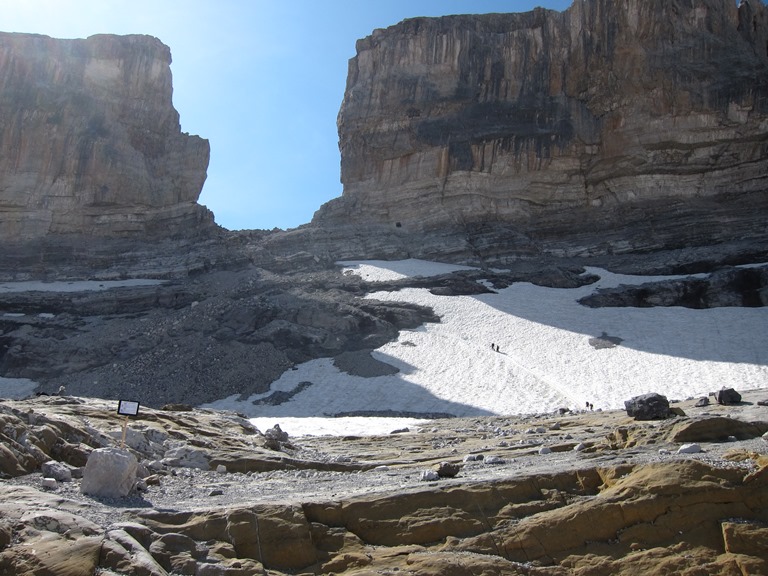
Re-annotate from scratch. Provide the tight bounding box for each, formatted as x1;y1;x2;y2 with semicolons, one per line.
1;390;767;575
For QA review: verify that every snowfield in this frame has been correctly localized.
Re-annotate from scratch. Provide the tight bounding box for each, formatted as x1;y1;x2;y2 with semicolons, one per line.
203;259;768;435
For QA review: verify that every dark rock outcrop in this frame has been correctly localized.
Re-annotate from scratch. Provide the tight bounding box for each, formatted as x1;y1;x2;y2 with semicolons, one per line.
579;264;768;308
0;32;213;241
625;392;670;420
313;0;768;262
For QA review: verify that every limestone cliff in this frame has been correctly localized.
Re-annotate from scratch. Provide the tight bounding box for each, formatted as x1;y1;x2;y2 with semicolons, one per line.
0;32;212;240
314;0;768;259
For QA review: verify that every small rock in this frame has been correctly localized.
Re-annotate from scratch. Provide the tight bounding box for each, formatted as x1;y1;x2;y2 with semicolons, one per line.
420;470;439;481
677;443;702;454
550;422;561;431
659;449;671;455
144;474;161;486
538;446;552;455
209;489;224;496
573;442;587;452
484;456;504;465
757;399;768;407
695;397;710;407
41;460;73;482
216;464;227;474
265;424;289;443
463;454;483;462
433;461;461;478
41;477;58;490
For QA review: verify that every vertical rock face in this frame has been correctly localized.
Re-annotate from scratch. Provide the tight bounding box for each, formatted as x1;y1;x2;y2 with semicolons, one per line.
315;0;768;256
0;32;212;240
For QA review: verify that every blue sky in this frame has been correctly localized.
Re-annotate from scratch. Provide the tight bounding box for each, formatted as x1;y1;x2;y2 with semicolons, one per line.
2;1;573;231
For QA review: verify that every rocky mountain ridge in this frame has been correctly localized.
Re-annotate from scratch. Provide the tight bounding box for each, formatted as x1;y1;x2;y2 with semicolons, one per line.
0;32;213;242
312;0;768;263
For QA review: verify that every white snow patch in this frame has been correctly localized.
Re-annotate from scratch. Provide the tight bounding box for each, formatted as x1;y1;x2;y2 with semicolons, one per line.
202;260;768;429
338;259;476;281
250;417;427;437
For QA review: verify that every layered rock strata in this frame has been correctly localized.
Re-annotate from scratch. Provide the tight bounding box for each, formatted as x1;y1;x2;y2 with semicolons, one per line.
0;32;212;240
314;0;768;260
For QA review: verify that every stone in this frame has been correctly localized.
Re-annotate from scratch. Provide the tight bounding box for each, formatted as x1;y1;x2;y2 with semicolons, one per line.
420;470;439;481
41;477;58;490
162;446;210;470
41;460;73;482
264;424;289;443
715;387;742;405
624;393;670;421
80;447;138;498
677;443;703;454
538;446;552;455
695;397;710;407
0;32;212;242
148;532;204;572
670;417;768;443
433;461;461;478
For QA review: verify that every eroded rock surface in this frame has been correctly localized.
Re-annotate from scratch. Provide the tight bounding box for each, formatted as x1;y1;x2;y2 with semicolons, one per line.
0;392;766;575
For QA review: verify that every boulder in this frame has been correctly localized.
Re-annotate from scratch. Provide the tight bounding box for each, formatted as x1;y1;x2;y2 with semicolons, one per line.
624;393;670;420
715;387;742;405
80;447;138;498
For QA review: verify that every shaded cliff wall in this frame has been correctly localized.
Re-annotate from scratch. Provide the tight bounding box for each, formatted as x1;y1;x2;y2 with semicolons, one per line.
0;32;212;240
314;0;768;257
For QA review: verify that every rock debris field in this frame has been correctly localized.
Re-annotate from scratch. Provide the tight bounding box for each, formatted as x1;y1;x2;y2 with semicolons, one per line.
1;389;767;575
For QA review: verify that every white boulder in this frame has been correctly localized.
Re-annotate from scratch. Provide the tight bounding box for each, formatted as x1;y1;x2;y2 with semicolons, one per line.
80;447;138;498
